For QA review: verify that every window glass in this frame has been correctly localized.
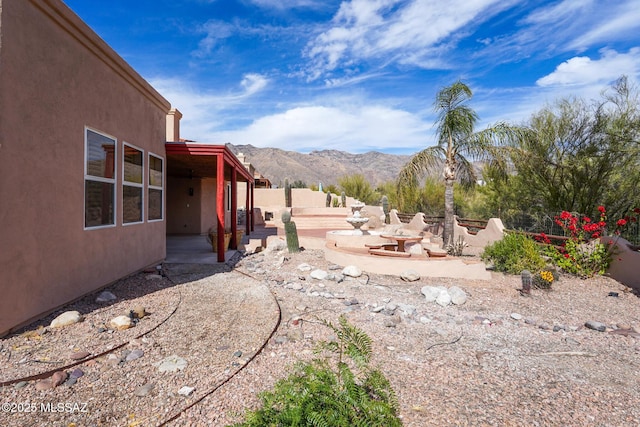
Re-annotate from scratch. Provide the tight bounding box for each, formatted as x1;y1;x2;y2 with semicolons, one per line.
123;185;143;223
86;129;115;179
123;143;144;224
149;155;163;187
148;154;164;221
85;128;116;228
123;145;143;184
148;188;163;221
84;180;115;227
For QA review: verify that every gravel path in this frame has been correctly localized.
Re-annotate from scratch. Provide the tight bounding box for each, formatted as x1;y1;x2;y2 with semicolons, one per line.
1;245;639;426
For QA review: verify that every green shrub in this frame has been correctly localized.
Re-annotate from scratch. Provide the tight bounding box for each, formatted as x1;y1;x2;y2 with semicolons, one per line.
230;316;401;427
481;232;546;275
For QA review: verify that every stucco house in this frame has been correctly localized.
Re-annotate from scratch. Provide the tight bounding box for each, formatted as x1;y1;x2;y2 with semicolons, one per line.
0;0;254;336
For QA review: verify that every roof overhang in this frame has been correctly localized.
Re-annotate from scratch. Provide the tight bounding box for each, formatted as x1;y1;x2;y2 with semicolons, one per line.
165;143;254;182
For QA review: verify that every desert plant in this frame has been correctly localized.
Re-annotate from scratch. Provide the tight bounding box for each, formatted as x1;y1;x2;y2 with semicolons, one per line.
538;206;639;278
231;315;401;427
284;179;292;208
481;232;546;275
332;196;340;207
381;195;390;224
341;191;346;208
532;269;558;289
445;236;468;256
281;211;300;253
326;191;332;207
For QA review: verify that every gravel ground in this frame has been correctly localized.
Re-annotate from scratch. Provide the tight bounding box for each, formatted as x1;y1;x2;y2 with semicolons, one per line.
1;245;639;426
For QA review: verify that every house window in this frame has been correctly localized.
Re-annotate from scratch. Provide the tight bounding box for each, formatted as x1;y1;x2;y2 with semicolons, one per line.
226;183;231;212
84;128;116;228
148;153;164;221
123;143;144;224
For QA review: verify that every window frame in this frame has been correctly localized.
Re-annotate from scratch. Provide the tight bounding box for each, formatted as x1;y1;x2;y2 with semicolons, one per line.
122;142;145;225
84;127;117;230
148;152;164;222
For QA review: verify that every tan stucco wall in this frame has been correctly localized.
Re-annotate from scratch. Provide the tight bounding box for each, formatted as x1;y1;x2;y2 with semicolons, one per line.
167;177;202;234
0;0;170;335
602;236;640;291
253;188;358;220
166;177;224;235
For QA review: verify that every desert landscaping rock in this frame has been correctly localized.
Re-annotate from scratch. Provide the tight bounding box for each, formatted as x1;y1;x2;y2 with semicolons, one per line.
585;320;607;332
134;382;154;397
125;349;144;362
178;386;195;396
51;371;68;387
110;315;133;330
297;263;312;271
421;285;442;302
342;265;362;277
448;286;468;305
400;269;420;282
157;355;188;373
131;306;147;319
511;313;523;320
436;291;452;306
50;310;83;328
69;350;91;360
96;290;117;303
309;269;328;280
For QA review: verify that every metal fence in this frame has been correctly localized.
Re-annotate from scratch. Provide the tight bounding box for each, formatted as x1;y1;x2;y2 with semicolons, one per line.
396;210;640;245
502;211;640;245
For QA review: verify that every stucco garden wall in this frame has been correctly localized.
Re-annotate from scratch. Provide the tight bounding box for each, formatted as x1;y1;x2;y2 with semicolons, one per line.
0;0;170;335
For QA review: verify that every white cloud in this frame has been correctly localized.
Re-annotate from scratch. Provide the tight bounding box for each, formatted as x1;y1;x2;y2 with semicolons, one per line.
199;103;432;152
476;0;640;65
567;1;640;51
149;74;270;139
304;0;509;79
192;20;236;58
536;48;640;87
246;0;328;9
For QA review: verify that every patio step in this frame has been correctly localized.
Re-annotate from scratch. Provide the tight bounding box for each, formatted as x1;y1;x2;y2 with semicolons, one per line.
286;214;354;230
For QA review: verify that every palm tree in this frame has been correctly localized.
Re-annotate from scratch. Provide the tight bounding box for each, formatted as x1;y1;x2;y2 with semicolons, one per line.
398;81;527;246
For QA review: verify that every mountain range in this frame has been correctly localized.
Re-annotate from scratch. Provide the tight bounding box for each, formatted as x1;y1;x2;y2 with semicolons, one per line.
227;144;412;188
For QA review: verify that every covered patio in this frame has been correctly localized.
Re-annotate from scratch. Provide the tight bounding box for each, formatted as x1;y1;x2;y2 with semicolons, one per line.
166;143;254;262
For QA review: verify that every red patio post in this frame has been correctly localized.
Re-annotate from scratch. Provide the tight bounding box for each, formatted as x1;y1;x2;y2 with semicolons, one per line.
216;153;225;262
230;167;238;249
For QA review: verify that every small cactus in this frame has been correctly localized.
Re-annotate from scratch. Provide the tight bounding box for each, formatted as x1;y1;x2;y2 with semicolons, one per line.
325;191;332;207
284;179;292;208
283;216;300;253
281;210;291;223
381;195;390;224
341;191;346;207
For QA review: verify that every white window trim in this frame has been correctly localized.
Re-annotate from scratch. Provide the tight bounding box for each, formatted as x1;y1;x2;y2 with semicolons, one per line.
84;127;117;230
122;141;145;225
148;152;164;222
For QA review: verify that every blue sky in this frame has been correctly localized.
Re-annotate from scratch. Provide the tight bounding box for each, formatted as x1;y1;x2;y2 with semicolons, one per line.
63;0;640;155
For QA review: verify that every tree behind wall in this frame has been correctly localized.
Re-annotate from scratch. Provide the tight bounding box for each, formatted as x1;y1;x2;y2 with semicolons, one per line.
489;76;640;223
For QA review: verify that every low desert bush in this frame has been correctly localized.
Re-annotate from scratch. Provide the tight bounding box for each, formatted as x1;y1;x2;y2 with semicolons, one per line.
481;232;546;275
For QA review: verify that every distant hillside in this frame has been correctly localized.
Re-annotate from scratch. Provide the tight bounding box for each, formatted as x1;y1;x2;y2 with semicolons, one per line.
227;143;412;187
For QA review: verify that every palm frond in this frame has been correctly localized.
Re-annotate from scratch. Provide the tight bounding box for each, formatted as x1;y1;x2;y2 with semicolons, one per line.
397;146;445;186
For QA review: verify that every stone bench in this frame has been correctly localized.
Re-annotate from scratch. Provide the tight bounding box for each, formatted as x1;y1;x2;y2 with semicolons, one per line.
369;248;411;258
365;243;399;251
426;248;447;258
